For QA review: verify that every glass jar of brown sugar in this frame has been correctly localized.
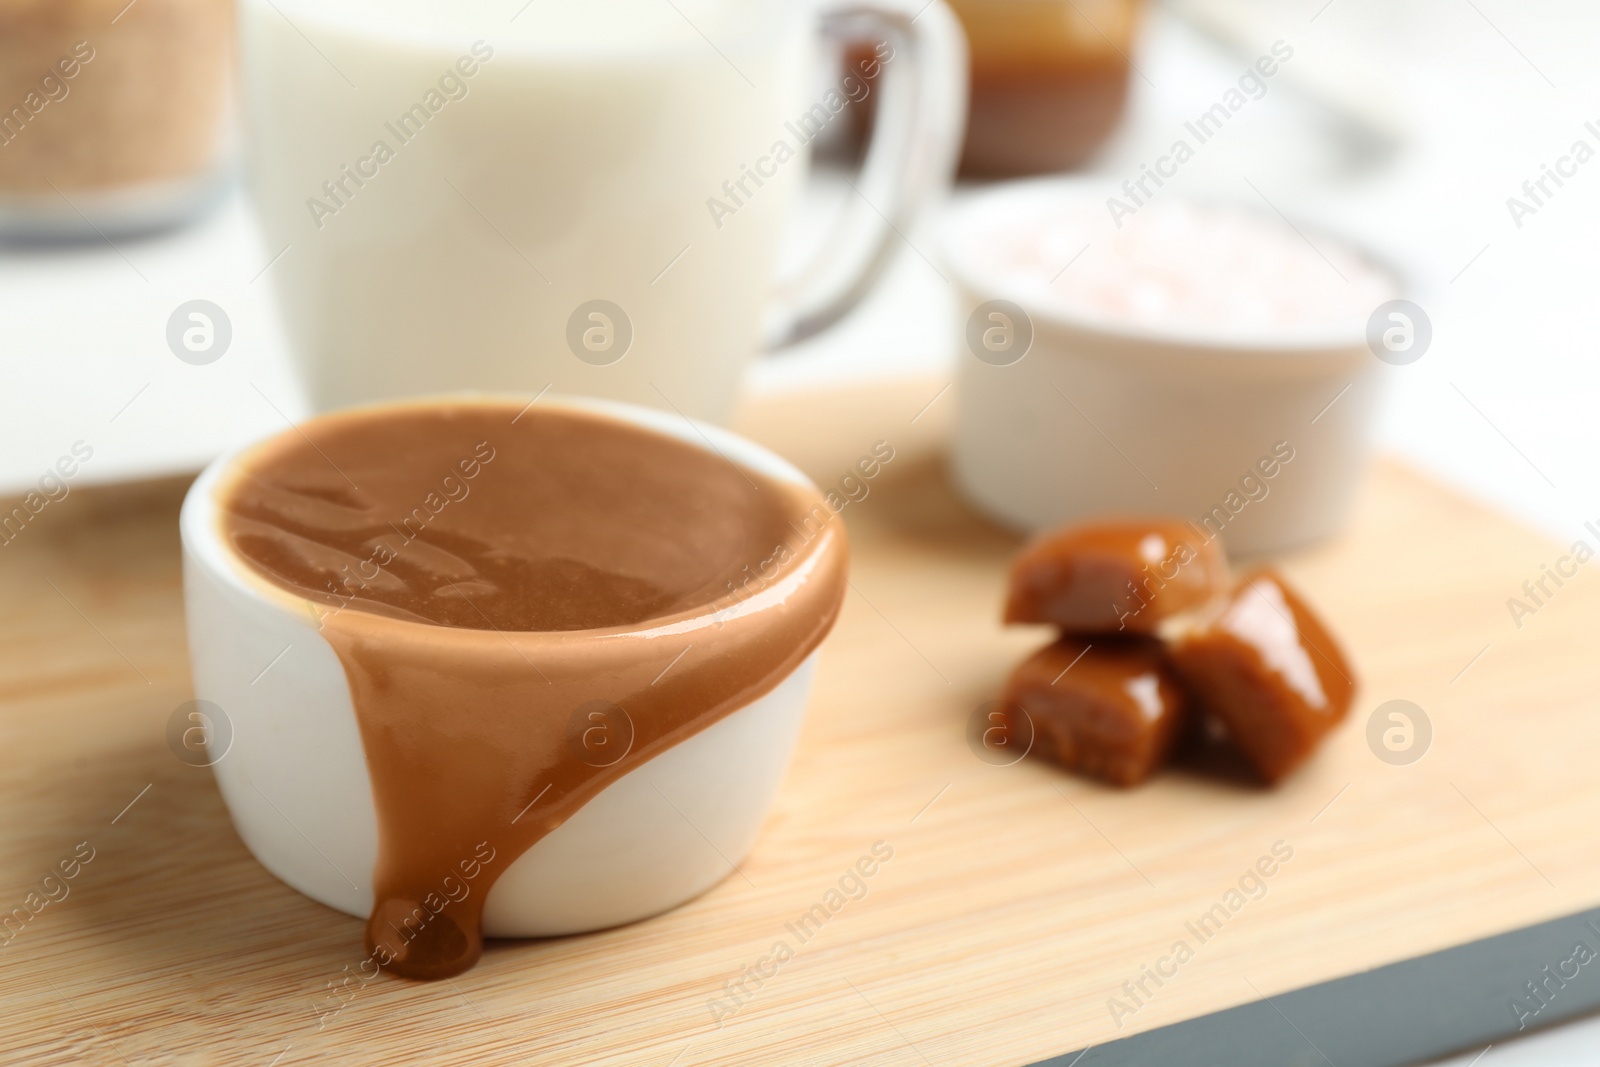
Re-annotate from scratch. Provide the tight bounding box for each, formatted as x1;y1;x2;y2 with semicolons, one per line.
0;0;234;239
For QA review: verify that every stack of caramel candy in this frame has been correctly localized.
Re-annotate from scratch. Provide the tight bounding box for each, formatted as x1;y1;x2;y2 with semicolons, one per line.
998;519;1355;786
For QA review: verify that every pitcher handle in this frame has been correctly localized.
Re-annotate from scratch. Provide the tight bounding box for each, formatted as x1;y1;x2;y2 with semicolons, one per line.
763;0;967;349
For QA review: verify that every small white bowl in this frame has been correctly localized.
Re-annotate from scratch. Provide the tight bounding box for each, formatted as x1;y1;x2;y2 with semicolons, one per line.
180;395;830;937
940;178;1399;556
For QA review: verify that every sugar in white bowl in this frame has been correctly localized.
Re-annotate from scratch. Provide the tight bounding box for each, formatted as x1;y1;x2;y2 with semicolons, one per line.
940;179;1400;555
955;192;1395;347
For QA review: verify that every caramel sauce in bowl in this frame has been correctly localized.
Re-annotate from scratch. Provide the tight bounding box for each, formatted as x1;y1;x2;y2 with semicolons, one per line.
179;395;848;980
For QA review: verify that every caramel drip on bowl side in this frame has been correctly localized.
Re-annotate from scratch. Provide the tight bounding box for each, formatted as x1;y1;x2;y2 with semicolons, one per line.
215;401;848;979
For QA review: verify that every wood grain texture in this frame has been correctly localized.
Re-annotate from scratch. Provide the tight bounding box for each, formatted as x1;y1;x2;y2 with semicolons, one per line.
1;379;1595;1066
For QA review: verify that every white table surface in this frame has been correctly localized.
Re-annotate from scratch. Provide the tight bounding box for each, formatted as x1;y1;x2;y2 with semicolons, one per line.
4;1;1599;1062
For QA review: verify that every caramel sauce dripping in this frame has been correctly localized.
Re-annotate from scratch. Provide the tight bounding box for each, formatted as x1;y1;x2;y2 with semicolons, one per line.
217;401;847;978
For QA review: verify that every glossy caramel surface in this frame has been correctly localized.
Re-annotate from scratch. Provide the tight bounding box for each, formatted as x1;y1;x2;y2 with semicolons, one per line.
221;404;806;631
1168;569;1355;783
1004;518;1230;634
1001;636;1188;787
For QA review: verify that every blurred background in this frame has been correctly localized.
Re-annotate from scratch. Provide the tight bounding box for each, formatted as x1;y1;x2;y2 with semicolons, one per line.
5;0;1599;551
4;0;1599;1061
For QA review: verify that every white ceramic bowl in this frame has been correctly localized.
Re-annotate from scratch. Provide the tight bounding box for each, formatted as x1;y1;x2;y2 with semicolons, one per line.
940;178;1399;556
180;395;827;937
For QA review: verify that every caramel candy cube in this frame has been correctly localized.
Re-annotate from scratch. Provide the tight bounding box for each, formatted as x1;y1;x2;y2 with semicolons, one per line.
1004;519;1230;634
1166;570;1355;784
1001;637;1189;787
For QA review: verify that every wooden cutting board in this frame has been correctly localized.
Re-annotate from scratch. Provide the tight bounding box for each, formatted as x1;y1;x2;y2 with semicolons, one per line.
2;379;1596;1067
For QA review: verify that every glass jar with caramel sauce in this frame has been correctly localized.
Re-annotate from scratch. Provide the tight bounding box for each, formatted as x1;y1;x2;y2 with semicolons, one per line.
949;0;1140;176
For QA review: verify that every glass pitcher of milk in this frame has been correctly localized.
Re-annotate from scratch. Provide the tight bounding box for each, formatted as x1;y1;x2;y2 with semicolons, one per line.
240;0;966;422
